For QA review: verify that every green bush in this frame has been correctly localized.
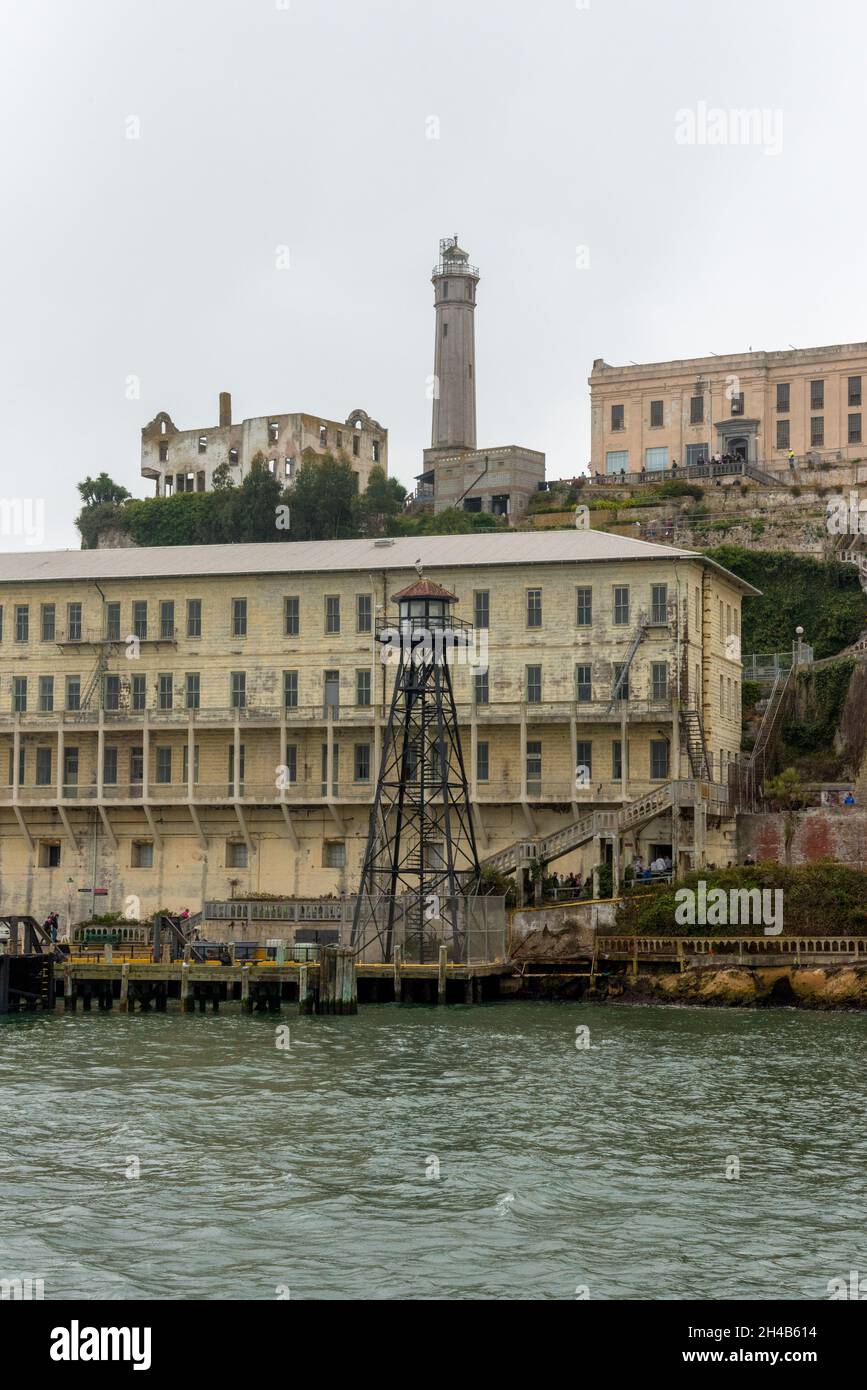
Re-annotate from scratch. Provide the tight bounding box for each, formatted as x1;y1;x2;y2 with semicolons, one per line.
613;863;867;936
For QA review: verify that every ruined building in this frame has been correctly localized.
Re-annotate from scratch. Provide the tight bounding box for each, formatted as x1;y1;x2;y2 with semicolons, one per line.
141;393;387;496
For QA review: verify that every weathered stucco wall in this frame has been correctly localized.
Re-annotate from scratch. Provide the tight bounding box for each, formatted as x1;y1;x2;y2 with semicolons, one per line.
739;808;867;866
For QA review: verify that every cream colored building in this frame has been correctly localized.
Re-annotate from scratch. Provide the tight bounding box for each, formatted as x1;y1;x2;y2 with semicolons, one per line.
590;341;867;478
0;533;754;924
141;392;387;496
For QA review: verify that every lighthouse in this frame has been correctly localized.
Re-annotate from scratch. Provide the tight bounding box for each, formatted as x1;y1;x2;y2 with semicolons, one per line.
418;235;546;520
430;235;480;456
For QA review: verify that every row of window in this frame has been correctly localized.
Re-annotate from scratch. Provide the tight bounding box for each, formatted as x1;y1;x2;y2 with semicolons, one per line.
774;415;861;448
610;378;863;432
0;595;378;644
2;584;732;645
10;655;745;715
158;426;381;463
7;669;370;713
33;837;250;870
6;742;370;788
7;660;688;713
6;736;674;790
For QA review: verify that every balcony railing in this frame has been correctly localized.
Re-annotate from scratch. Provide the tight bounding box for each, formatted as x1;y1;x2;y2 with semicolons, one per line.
0;697;675;729
0;776;681;808
52;627;178;646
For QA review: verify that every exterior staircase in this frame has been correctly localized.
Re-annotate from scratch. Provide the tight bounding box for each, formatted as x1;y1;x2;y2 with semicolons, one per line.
744;463;783;486
740;666;794;804
481;775;737;877
80;647;112;711
605;613;648;713
482;809;617;875
679;707;713;780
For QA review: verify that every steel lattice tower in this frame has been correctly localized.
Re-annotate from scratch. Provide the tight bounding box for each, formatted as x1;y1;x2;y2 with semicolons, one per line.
350;578;481;963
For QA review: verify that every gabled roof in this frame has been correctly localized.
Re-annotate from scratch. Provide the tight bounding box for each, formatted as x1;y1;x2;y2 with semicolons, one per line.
0;531;760;595
391;578;457;603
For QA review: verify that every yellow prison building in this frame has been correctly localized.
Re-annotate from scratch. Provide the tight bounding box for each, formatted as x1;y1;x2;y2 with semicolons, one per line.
0;533;755;923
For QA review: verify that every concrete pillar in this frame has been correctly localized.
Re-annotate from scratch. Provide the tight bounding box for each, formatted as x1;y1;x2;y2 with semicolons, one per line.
97;712;104;801
57;724;65;801
12;724;20;801
142;713;150;799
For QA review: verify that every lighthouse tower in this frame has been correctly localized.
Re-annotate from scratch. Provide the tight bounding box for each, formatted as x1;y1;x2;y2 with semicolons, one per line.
430;236;479;456
418;234;545;519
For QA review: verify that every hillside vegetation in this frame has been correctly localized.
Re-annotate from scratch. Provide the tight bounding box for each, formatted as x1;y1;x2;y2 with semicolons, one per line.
706;546;867;658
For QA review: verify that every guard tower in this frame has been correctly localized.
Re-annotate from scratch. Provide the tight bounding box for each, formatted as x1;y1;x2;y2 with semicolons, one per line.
350;578;481;964
430;236;480;456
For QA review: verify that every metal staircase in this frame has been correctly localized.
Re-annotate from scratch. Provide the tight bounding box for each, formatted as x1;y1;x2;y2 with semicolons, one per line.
605;612;648;713
80;647;111;711
679;708;713;780
741;666;794;803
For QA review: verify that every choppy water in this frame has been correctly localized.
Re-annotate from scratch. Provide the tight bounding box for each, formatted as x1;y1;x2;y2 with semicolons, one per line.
1;1002;865;1300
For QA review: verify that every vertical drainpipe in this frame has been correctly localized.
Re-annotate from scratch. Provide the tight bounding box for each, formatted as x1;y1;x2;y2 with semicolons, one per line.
702;567;713;772
673;562;682;780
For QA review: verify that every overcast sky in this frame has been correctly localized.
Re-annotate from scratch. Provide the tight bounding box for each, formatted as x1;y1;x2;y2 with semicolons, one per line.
2;0;866;550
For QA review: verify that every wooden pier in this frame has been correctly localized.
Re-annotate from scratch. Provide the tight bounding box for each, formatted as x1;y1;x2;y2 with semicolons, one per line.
56;945;510;1015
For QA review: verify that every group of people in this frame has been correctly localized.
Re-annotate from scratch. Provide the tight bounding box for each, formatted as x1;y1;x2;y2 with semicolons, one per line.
630;854;673;882
544;871;593;898
695;453;740;468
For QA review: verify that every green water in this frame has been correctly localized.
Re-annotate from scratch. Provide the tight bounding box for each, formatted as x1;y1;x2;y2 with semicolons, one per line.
1;1002;865;1300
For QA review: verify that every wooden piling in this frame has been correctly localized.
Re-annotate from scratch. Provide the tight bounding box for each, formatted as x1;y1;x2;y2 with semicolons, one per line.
393;945;402;1004
180;963;192;1013
437;945;447;1005
297;964;315;1014
64;964;76;1012
241;965;252;1013
319;946;357;1015
118;964;129;1013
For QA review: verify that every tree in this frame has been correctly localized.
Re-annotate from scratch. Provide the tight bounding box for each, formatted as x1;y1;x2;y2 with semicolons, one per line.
424;506;473;535
286;452;359;540
231;453;287;543
359;465;406;533
211;461;233;491
763;767;804;811
77;473;131;507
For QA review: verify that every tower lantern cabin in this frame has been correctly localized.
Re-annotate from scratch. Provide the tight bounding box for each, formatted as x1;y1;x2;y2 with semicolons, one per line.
392;577;457;630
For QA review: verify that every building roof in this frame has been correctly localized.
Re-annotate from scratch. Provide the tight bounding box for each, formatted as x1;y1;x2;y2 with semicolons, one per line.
0;532;760;594
590;340;867;381
391;578;458;603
